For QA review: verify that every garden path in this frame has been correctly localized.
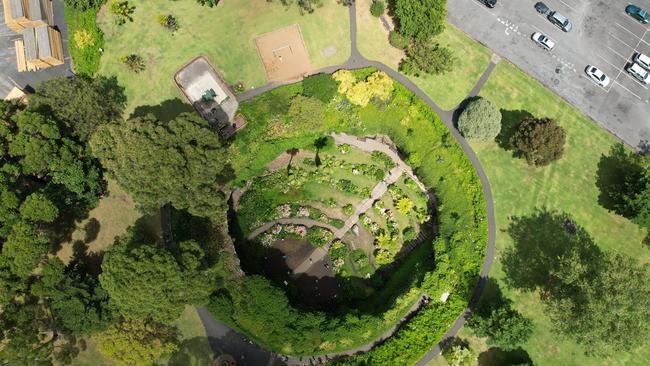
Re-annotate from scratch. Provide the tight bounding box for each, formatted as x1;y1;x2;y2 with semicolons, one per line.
199;2;498;365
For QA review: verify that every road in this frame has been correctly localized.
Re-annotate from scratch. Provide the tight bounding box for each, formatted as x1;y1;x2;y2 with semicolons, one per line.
0;0;73;98
448;0;650;149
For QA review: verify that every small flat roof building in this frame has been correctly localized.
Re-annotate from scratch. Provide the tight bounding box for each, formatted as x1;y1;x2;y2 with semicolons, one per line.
175;56;243;138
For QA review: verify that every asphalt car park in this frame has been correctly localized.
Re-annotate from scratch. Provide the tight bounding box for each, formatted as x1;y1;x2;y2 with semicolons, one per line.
448;0;650;149
0;0;72;98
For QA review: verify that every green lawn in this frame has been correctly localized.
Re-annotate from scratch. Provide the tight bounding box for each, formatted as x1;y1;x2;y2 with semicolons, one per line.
355;0;492;110
97;0;350;114
449;61;649;366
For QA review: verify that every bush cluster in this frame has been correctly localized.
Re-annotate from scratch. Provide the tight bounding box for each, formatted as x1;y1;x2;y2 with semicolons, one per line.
510;117;566;166
458;97;502;140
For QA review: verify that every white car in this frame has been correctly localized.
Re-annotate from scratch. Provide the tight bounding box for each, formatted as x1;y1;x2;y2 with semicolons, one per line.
531;32;555;50
585;65;610;87
633;52;650;70
626;62;650;84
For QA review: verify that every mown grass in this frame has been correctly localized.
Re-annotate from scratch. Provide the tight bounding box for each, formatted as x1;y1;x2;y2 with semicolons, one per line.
451;61;650;366
355;0;492;110
97;0;350;114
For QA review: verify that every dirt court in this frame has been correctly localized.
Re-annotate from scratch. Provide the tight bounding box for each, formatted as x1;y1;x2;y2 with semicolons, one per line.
255;24;312;81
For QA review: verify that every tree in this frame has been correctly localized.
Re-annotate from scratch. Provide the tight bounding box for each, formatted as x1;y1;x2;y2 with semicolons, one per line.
30;76;126;141
90;113;228;217
0;301;56;365
399;40;455;76
544;253;650;355
503;210;650;355
370;0;385;17
458;98;502;140
97;319;179;366
302;73;338;103
510;117;566;166
156;14;179;32
396;197;414;214
31;258;113;336
121;54;146;73
394;0;447;40
596;143;650;227
99;242;217;324
467;280;531;350
19;193;58;223
1;222;50;278
109;0;135;25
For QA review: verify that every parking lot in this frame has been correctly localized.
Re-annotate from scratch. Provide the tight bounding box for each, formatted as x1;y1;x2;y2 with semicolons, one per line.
0;0;72;98
448;0;650;148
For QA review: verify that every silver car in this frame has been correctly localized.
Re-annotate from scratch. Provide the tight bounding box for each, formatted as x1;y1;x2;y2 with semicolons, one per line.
626;62;650;84
548;11;572;32
531;32;556;50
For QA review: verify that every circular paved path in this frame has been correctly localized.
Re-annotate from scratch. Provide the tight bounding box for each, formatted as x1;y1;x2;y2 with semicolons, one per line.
199;2;498;365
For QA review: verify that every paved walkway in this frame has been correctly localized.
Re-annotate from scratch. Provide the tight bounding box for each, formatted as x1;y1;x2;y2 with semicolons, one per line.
203;2;498;365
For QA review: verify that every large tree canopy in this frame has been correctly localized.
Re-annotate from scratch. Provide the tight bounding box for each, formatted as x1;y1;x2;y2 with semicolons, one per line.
100;241;218;324
394;0;447;40
30;76;126;141
90;113;228;217
503;210;650;355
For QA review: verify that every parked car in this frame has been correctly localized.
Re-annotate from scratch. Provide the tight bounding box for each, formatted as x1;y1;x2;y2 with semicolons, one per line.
626;4;650;24
535;2;549;15
585;65;610;87
626;62;650;84
531;32;556;50
633;52;650;70
548;11;573;32
480;0;497;8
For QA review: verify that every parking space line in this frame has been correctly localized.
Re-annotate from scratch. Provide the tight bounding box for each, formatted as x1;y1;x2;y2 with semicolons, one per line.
469;0;496;16
614;81;643;100
556;0;575;11
609;32;637;51
606;46;630;62
615;23;650;47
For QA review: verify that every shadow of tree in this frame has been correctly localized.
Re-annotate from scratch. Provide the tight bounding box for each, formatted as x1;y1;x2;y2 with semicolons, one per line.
70;240;105;278
84;218;101;243
129;98;195;123
595;143;646;217
478;347;533;366
167;336;214;366
496;110;533;151
501;209;604;292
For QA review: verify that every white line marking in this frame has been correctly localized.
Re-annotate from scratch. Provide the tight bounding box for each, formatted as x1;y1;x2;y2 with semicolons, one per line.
596;53;622;70
470;0;496;16
609;32;638;51
614;81;643;100
557;0;575;11
615;22;650;46
606;46;630;61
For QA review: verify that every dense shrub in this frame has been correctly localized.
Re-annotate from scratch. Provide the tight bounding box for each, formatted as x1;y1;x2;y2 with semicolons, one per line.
120;54;146;73
511;117;566;166
370;0;385;17
109;0;135;25
333;70;394;107
196;0;220;6
302;73;338;103
458;98;502;140
64;0;103;11
394;0;447;40
64;6;104;76
156;14;179;32
400;40;455;76
389;30;409;49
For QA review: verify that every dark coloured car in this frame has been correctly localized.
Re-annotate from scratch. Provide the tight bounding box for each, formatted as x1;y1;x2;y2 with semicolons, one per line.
626;4;650;23
481;0;497;8
548;11;573;32
535;1;549;14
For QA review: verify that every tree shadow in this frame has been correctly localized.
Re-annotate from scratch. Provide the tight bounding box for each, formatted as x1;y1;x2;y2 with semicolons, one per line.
496;110;533;151
69;240;105;278
469;277;508;318
452;96;481;128
83;218;101;243
594;143;645;215
501;209;604;292
129;98;195;123
478;347;533;366
314;136;329;167
167;336;214;366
